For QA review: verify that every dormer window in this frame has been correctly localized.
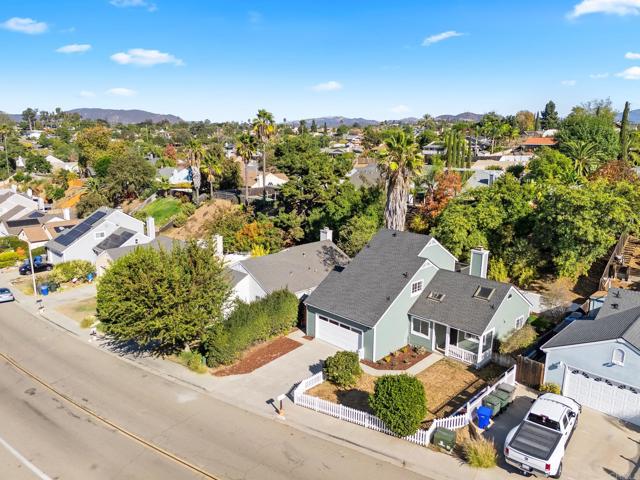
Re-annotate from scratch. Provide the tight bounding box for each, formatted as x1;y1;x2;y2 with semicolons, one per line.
612;348;625;366
411;280;424;296
473;286;495;300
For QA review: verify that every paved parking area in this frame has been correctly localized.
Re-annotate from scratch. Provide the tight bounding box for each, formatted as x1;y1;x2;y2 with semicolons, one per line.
485;387;640;480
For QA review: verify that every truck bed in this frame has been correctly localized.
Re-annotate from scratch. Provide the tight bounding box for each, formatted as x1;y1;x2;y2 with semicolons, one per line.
508;422;562;461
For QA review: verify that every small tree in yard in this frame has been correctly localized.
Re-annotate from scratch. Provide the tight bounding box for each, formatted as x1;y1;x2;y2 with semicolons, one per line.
324;351;362;389
97;238;231;353
369;374;427;437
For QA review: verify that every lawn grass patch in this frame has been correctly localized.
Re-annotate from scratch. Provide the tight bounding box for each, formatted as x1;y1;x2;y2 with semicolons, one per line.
139;197;182;226
55;297;97;323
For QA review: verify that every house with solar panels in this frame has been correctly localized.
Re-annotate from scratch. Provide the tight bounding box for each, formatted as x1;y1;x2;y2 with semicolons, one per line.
45;207;156;265
304;229;532;368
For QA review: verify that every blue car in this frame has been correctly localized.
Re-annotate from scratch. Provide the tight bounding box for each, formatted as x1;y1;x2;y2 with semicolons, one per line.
0;288;15;303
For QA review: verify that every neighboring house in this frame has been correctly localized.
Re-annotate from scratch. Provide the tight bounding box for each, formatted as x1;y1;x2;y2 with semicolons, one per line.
304;229;531;366
464;169;504;190
541;288;640;426
239;163;288;189
0;188;45;225
228;228;349;302
95;235;181;276
45;207;155;265
520;137;557;151
422;142;446;158
45;154;79;173
17;217;80;250
346;165;382;188
157;167;192;187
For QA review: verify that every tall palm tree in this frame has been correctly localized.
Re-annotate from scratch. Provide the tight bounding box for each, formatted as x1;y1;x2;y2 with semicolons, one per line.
201;144;224;200
378;129;424;231
251;109;276;200
187;140;206;204
236;133;257;205
0;124;11;173
565;139;599;177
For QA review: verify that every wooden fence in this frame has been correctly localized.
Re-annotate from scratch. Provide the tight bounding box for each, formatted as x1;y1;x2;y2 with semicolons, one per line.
515;355;545;388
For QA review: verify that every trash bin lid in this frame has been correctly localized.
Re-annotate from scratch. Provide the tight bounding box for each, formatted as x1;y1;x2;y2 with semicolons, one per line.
477;405;492;417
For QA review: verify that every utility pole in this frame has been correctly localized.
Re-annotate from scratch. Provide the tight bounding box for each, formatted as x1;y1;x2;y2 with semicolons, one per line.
27;241;40;308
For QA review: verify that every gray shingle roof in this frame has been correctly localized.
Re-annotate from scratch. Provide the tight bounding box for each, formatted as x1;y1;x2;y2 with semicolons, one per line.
100;236;182;261
305;229;433;327
93;227;136;254
409;269;512;335
240;240;349;296
46;207;113;253
543;288;640;350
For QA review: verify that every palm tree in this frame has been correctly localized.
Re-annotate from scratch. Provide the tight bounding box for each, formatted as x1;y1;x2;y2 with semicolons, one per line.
564;139;599;177
378;129;424;231
236;133;257;205
251;109;276;200
0;124;11;173
187;141;206;204
201;144;224;200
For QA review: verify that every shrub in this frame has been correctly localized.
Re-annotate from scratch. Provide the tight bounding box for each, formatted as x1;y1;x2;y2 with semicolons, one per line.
463;437;497;468
324;351;362;389
205;289;298;367
178;350;207;374
173;211;189;227
80;315;96;329
181;202;196;217
488;258;508;283
498;324;538;355
49;260;94;284
539;382;561;394
369;374;427;437
0;251;19;268
31;246;46;257
0;236;27;252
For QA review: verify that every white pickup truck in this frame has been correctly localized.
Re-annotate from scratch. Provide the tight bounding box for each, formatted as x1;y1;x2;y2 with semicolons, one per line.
504;393;580;478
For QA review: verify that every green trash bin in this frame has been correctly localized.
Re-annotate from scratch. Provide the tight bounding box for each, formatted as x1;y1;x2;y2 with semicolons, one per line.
48;282;59;293
492;389;512;410
496;383;516;404
482;394;501;416
432;427;457;452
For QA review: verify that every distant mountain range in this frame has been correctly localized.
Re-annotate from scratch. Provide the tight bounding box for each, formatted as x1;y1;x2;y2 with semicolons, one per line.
434;112;484;123
291;112;484;127
616;109;640;124
3;108;183;125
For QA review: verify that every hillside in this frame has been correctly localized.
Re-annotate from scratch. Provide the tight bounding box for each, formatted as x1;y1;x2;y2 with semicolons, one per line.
67;108;183;124
291;116;379;127
616;109;640;124
435;112;483;123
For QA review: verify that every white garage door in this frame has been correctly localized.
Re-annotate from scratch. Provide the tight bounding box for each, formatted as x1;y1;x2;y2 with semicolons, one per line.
564;366;640;426
316;315;362;353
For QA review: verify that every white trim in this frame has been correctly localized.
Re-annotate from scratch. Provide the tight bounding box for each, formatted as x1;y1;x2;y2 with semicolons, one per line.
423;237;459;263
542;338;640;355
510;286;534;308
481;328;495;355
515;315;526;329
411;317;431;339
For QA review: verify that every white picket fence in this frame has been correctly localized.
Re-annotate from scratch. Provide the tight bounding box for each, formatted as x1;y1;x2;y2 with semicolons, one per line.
292;364;517;446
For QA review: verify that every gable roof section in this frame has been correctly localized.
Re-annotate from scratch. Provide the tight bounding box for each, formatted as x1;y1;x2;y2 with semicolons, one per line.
409;269;513;335
240;240;349;295
305;229;433;327
100;235;181;262
93;227;136;254
21;226;50;243
46;207;112;254
543;288;640;350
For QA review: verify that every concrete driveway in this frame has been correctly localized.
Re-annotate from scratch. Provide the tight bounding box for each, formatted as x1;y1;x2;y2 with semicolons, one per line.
485;387;640;480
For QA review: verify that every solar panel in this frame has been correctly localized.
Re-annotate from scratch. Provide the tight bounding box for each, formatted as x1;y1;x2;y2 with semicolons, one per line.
6;218;41;228
56;222;91;246
84;210;107;226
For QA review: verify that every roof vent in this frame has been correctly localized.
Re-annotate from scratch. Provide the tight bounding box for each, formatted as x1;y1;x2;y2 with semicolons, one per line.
612;303;619;310
613;290;620;298
392;232;397;237
386;296;391;301
402;272;408;278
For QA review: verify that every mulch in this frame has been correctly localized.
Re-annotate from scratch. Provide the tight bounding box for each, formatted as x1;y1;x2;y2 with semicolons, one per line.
212;336;302;376
361;347;430;371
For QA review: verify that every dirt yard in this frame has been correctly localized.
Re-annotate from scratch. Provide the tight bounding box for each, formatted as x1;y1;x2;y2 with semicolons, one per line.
308;358;505;421
163;199;235;241
55;297;97;323
213;336;302;376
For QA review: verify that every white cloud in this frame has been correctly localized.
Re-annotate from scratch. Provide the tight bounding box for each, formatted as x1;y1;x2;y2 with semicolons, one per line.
311;80;343;92
79;90;96;98
589;72;609;78
625;51;640;59
616;66;640;79
422;30;464;46
390;104;411;114
248;10;262;24
106;87;137;96
1;17;48;34
110;0;157;12
56;44;92;54
561;79;577;86
569;0;640;18
110;48;183;67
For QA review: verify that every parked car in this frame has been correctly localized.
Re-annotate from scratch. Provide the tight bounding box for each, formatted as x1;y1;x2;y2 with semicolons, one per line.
18;260;53;275
0;288;15;303
504;393;580;478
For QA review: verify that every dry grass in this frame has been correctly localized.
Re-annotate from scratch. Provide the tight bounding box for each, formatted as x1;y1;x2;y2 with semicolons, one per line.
308;372;376;412
163;199;234;241
462;436;498;468
55;297;97;323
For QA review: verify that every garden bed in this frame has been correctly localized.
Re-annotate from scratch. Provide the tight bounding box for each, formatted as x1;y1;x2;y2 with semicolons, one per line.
361;345;430;370
212;336;302;376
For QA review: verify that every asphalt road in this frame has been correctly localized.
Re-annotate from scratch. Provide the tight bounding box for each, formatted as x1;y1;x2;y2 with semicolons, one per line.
0;301;428;480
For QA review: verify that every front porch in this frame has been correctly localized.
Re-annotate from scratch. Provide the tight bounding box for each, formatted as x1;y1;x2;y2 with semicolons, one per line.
410;316;493;367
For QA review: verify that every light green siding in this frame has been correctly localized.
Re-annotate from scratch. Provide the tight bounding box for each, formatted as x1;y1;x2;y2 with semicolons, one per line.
419;242;456;271
305;305;374;358
408;321;433;351
485;288;531;340
373;262;438;361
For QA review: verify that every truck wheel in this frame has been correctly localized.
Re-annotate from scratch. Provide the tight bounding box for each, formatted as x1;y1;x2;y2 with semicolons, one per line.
552;462;562;479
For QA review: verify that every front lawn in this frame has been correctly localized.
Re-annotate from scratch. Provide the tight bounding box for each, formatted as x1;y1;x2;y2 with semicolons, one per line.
308;358;506;422
55;297;97;323
139;197;182;226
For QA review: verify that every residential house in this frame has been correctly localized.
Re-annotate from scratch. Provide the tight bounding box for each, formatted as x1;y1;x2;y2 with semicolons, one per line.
239;163;288;189
17;216;79;250
520;137;558;152
304;229;531;367
45;154;79;173
157;167;192;188
463;169;505;190
542;288;640;425
228;228;349;302
45;207;156;265
422;142;446;159
95;235;180;276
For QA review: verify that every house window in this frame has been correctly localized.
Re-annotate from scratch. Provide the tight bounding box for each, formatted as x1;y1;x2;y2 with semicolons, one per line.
427;291;445;302
464;332;479;343
95;231;106;239
515;316;526;329
411;280;424;296
473;286;495;300
612;348;625;366
482;330;493;353
411;318;431;339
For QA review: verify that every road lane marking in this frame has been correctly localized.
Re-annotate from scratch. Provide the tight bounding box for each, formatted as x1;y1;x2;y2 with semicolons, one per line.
0;434;53;480
0;352;219;480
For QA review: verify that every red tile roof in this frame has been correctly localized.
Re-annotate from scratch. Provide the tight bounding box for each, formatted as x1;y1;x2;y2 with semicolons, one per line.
522;137;557;146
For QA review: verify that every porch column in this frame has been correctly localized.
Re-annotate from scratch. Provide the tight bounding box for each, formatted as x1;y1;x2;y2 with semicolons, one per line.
477;334;484;364
444;327;450;356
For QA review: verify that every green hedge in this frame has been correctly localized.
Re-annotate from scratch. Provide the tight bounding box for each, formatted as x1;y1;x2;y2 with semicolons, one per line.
0;251;19;268
369;374;427;437
205;289;298;367
48;260;94;284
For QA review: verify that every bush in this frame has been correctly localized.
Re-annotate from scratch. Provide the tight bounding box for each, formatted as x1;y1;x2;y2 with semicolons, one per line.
369;374;427;437
463;437;497;468
324;351;362;389
178;350;207;374
205;289;298;367
498;324;538;355
0;251;19;268
539;383;561;394
80;315;96;329
49;260;94;284
0;236;27;252
31;246;46;257
173;211;189;227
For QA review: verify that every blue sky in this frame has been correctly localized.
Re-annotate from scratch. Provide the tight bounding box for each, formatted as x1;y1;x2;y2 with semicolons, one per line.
1;0;639;121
